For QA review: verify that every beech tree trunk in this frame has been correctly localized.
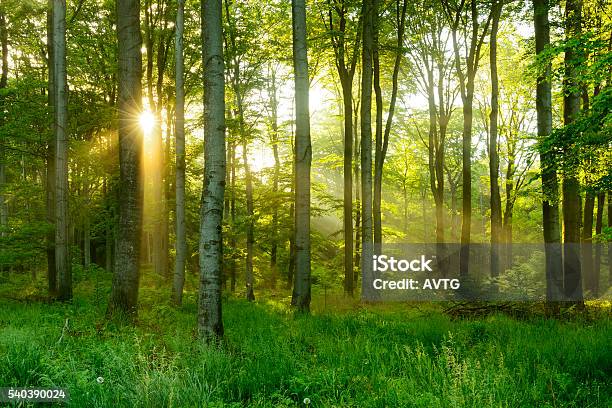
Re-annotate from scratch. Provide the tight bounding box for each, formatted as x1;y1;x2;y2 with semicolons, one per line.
582;193;595;295
198;0;225;342
533;0;563;303
489;0;503;278
291;0;312;312
373;0;406;248
172;0;186;306
562;0;583;302
242;140;255;301
360;0;374;292
445;0;491;277
326;0;359;296
593;192;604;297
108;0;143;317
0;9;8;244
53;0;71;301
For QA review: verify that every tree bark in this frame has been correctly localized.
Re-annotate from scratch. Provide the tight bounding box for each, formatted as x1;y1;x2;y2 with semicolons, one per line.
326;0;359;296
582;193;595;295
0;9;7;238
360;0;374;293
242;140;255;301
108;0;143;317
373;0;406;247
198;0;225;342
268;66;281;289
533;0;563;304
172;0;186;306
489;0;503;278
0;9;9;245
291;0;312;312
593;192;604;297
53;0;71;301
561;0;583;302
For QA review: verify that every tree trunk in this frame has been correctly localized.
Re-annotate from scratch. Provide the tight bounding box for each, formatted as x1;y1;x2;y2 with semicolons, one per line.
373;0;406;248
0;9;9;244
172;0;186;306
446;0;491;277
198;0;225;342
268;67;281;290
242;140;255;301
360;0;374;293
291;0;312;312
489;0;503;278
230;142;237;292
533;0;563;304
582;193;595;295
561;0;583;302
342;80;354;296
54;0;71;301
593;192;604;297
372;2;383;246
608;190;612;286
108;0;143;317
0;9;7;235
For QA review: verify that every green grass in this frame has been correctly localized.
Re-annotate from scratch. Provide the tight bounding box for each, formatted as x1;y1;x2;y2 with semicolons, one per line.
0;273;610;407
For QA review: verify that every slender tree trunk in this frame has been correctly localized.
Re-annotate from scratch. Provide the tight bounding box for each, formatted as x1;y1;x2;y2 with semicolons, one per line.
562;0;583;302
103;178;113;273
341;79;354;296
0;9;8;243
328;0;360;297
582;193;595;295
489;0;502;278
608;191;611;287
269;68;281;289
593;192;604;297
198;0;225;342
373;0;406;247
242;140;255;301
446;0;491;277
291;0;312;311
173;0;186;306
353;98;360;287
230;142;237;292
372;1;383;246
533;0;563;304
360;0;374;293
108;0;143;317
54;0;71;301
0;9;7;232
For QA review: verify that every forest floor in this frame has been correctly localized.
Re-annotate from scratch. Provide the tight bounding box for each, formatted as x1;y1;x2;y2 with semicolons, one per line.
0;268;610;407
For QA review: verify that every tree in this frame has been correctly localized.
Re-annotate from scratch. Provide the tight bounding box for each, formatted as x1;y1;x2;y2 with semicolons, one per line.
0;8;8;242
291;0;312;312
561;0;583;303
324;0;360;296
45;0;57;295
406;0;457;275
53;0;70;301
108;0;144;317
360;0;374;292
442;0;492;277
373;0;407;246
533;0;563;303
198;0;225;342
488;0;502;278
172;0;186;306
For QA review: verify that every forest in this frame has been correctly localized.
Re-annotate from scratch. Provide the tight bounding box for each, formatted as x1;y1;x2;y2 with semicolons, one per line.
0;0;611;406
